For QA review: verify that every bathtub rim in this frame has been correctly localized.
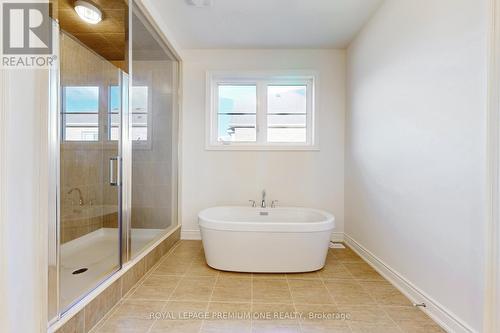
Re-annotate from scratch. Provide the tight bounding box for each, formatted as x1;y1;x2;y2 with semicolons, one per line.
198;206;335;233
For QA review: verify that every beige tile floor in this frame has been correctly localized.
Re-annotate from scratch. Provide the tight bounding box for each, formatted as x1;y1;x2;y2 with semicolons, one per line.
92;240;445;333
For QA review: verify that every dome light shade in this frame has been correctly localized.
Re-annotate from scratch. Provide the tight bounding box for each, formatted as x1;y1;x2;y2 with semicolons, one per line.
74;1;102;24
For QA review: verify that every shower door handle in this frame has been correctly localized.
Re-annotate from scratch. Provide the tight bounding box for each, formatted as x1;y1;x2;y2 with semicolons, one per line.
109;156;120;186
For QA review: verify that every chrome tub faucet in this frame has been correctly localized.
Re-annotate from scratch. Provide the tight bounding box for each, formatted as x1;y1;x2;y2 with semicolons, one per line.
68;187;84;206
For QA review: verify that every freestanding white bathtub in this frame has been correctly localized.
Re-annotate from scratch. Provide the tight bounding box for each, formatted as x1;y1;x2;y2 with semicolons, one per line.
198;206;335;273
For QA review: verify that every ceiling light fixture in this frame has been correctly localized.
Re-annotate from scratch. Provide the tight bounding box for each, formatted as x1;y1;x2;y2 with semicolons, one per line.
74;0;102;24
186;0;213;8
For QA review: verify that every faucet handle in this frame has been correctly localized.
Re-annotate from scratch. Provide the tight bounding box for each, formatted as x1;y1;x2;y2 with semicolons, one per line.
249;200;257;208
271;200;279;208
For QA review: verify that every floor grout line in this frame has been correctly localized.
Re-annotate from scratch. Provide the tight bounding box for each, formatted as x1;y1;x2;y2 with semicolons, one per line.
92;241;444;333
145;245;189;333
319;250;355;333
89;239;183;333
284;271;302;333
379;306;406;333
87;298;121;333
250;272;254;332
146;246;195;333
329;248;408;333
197;242;214;333
124;240;184;333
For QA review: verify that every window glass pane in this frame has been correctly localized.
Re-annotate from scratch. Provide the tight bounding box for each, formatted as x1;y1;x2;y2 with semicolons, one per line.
218;85;256;142
63;86;99;141
132;86;148;113
110;127;120;141
108;86;121;141
268;128;306;142
130;86;149;143
267;85;306;114
267;85;307;143
64;86;99;113
109;86;121;113
267;114;306;127
219;85;257;114
65;127;99;141
218;114;257;142
131;127;148;142
64;113;99;127
110;113;120;127
108;86;120;141
132;113;148;126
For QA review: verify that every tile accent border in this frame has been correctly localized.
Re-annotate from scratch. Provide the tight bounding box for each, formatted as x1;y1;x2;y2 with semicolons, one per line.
51;226;181;333
344;233;476;333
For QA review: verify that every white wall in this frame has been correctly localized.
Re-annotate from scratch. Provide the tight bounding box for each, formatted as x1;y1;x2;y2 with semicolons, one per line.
181;49;345;237
0;69;51;333
346;0;488;331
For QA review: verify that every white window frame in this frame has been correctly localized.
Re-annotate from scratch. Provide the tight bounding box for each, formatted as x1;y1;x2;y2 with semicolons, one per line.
206;71;319;151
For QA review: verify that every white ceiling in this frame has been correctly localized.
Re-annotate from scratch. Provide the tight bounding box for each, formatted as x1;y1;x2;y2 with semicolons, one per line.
150;0;384;49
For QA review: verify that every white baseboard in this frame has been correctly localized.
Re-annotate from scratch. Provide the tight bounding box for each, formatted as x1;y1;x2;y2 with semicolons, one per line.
181;229;201;240
181;229;345;242
344;233;475;333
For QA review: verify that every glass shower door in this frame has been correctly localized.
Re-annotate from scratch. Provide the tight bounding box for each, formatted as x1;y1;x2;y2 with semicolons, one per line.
59;32;123;311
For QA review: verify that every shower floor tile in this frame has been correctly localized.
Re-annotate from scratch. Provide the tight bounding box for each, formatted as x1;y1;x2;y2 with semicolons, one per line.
92;240;446;333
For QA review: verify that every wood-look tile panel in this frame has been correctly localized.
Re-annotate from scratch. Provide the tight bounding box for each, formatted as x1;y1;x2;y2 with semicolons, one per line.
58;0;127;61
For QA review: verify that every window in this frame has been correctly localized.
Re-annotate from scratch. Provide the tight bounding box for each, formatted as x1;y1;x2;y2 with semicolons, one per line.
108;85;121;141
62;86;99;141
108;85;150;146
131;86;149;143
207;72;317;150
63;84;151;145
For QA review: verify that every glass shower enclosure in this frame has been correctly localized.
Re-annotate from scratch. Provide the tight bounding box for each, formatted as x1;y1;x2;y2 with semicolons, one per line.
129;6;179;259
58;31;124;310
48;0;179;322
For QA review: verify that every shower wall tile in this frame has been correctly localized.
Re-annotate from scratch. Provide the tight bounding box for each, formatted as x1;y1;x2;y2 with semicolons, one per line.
145;246;162;271
88;216;103;233
57;309;84;333
122;258;146;296
84;279;121;331
62;224;89;244
102;212;119;228
60;146;109;243
160;228;180;256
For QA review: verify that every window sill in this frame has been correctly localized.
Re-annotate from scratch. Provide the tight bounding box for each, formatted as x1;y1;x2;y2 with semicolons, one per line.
205;144;320;151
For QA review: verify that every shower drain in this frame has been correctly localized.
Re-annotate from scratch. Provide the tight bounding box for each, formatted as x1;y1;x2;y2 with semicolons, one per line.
72;268;88;275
